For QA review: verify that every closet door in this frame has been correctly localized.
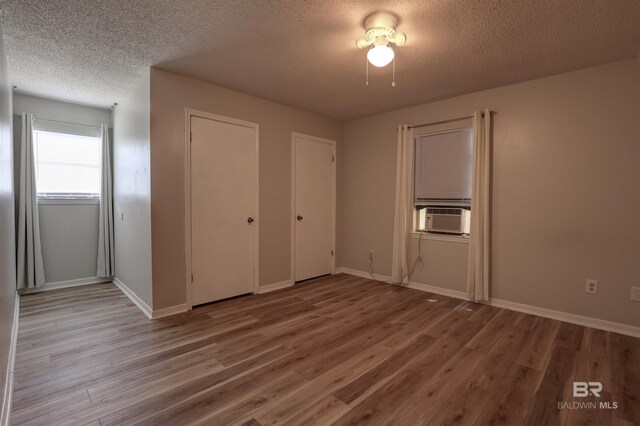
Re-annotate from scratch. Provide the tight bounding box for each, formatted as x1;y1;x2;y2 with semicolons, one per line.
293;133;336;282
190;115;257;305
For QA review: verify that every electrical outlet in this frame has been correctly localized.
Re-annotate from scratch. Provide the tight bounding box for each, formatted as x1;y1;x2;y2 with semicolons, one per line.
368;250;374;260
631;287;640;302
585;279;598;295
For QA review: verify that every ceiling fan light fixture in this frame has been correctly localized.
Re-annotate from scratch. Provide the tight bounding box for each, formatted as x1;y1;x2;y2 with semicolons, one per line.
367;44;394;67
356;12;405;86
356;12;406;54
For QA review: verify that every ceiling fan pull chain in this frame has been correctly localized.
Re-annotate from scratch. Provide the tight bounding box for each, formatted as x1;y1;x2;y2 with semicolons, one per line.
366;56;369;86
392;56;396;87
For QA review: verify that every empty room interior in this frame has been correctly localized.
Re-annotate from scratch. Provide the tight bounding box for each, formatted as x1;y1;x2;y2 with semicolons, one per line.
0;1;639;425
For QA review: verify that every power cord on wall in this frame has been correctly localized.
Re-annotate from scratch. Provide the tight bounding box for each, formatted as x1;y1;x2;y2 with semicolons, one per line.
368;250;394;284
368;250;378;280
405;232;425;286
371;233;425;287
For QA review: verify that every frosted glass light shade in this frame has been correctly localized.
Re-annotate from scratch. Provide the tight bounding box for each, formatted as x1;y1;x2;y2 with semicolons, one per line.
367;44;394;67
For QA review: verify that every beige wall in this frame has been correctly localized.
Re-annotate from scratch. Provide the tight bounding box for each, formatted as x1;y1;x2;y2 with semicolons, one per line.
36;203;100;282
408;237;470;293
12;93;112;126
340;59;640;327
0;25;16;422
150;69;342;309
113;70;153;307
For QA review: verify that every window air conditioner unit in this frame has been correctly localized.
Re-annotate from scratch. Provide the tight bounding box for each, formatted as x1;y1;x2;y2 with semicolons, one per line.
425;207;470;235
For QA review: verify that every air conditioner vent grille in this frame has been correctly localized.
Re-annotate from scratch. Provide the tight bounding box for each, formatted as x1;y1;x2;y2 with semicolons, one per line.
426;207;465;215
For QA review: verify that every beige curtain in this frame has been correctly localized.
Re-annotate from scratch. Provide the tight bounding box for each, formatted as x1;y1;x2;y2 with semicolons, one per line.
391;124;414;284
467;109;492;301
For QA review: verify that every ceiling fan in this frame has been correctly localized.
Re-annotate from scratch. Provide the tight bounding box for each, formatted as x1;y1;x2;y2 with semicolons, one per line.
356;12;406;67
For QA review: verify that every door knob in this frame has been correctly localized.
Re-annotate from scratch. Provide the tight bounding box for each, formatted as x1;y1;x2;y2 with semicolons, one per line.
296;215;303;221
247;217;254;224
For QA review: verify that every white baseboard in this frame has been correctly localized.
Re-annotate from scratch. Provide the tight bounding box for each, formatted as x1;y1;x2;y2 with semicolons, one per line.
113;277;153;319
19;276;112;294
491;298;640;338
1;293;19;426
406;281;468;300
335;267;392;283
151;304;188;319
113;277;187;320
338;267;640;338
335;267;467;300
257;280;293;294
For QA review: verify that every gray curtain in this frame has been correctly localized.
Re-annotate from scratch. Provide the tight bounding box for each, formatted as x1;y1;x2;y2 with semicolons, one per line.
17;112;45;289
97;124;114;277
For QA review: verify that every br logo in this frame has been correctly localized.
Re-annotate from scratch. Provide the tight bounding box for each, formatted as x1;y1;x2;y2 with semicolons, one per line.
573;382;603;397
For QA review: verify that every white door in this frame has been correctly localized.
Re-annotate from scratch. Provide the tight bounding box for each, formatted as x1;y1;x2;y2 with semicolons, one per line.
293;134;335;282
190;116;257;305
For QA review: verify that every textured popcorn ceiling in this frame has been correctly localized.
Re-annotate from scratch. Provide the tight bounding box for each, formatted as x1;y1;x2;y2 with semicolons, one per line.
1;0;639;119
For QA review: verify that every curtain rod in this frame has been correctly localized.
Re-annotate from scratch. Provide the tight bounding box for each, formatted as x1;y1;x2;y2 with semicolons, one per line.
12;114;101;129
408;111;495;130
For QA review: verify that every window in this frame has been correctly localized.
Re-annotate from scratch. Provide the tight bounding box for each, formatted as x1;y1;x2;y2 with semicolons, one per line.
34;130;101;199
414;128;472;233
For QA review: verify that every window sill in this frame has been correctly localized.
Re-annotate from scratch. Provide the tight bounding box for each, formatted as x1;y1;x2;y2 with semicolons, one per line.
410;232;470;244
38;198;100;205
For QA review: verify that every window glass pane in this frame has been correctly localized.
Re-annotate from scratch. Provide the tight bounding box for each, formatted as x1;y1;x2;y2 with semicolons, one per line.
34;131;101;196
417;207;426;231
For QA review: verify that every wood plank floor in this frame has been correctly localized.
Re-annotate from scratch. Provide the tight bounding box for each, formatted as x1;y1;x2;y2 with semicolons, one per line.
11;274;640;425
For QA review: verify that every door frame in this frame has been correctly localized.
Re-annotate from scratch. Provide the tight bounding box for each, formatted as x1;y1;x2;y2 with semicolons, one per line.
184;108;260;310
290;132;337;283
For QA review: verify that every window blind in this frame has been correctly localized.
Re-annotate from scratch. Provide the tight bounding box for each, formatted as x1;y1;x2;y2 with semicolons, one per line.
414;128;472;205
33;118;101;138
